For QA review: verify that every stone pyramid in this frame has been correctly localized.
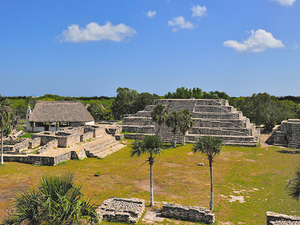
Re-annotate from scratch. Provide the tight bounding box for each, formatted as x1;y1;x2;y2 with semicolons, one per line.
121;99;259;147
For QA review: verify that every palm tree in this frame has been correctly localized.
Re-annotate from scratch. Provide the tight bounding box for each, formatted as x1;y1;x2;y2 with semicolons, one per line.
4;173;98;224
0;100;12;165
166;111;180;147
178;109;194;145
151;104;167;138
286;166;300;201
192;136;223;211
130;135;162;206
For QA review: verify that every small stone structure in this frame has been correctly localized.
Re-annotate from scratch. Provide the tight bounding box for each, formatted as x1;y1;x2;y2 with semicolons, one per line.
267;212;300;225
161;202;215;224
3;125;124;165
96;197;145;223
267;119;300;148
121;99;259;146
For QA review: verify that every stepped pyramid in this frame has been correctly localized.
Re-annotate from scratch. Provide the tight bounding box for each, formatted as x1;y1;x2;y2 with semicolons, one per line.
121;99;259;147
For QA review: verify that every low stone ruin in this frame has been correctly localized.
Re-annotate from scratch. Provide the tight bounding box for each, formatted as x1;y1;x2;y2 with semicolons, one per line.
121;99;259;146
267;211;300;225
161;202;215;224
267;119;300;149
3;125;124;165
96;197;145;223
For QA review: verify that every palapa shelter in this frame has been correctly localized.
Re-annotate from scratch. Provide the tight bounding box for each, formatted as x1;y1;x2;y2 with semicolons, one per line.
26;101;94;132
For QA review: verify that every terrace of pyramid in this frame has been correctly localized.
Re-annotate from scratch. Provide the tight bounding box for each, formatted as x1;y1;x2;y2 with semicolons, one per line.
121;99;260;147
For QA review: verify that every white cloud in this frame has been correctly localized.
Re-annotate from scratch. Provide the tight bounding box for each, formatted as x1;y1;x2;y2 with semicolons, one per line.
168;16;194;31
223;29;284;53
191;5;207;17
147;10;156;18
59;22;137;43
272;0;297;6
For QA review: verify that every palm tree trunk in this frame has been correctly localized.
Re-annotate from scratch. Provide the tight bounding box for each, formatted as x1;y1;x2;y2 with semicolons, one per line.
183;135;185;146
209;160;213;211
159;125;162;141
1;124;3;165
174;134;176;148
149;161;154;206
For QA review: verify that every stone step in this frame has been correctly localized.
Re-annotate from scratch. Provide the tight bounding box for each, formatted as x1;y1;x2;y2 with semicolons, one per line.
189;127;252;136
193;105;236;113
94;144;124;158
192;112;242;119
122;117;154;126
87;141;122;156
121;125;156;133
193;118;250;128
186;134;258;145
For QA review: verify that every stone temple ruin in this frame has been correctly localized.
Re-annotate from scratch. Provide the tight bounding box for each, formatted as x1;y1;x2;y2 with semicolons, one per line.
267;119;300;149
3;125;124;165
122;99;260;146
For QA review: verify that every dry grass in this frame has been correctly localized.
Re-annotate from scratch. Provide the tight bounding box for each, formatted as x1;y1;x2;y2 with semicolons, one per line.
0;141;299;224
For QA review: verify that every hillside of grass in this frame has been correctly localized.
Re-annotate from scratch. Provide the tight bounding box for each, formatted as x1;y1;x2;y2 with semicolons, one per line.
0;141;299;224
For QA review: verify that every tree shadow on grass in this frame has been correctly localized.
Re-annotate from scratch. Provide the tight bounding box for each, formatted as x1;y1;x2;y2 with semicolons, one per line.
277;150;300;154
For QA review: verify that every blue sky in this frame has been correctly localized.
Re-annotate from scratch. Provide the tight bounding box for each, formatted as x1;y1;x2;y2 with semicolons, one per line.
0;0;299;97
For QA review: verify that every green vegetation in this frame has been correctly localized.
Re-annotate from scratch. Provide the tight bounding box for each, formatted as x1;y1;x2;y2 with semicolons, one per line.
3;173;98;224
94;172;101;177
0;142;299;224
230;93;300;131
286;166;300;201
178;109;194;145
111;87;160;120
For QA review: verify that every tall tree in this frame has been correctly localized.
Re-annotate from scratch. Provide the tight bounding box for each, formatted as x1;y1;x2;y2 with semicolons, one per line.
0;100;12;165
286;166;300;201
111;87;138;120
192;136;223;211
178;109;194;145
166;111;180;147
151;104;167;138
130;135;162;206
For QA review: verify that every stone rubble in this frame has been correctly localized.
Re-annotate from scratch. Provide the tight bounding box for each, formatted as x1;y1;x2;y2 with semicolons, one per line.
96;197;145;223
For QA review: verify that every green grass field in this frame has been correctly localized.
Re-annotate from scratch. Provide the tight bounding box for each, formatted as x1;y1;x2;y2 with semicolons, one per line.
0;140;299;224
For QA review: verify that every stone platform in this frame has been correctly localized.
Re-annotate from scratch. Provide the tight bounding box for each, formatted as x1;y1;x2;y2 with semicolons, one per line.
121;99;259;146
96;197;145;223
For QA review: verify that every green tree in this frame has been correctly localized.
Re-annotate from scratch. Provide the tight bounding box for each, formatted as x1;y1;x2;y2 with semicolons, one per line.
192;136;223;211
111;87;138;120
166;111;180;147
134;92;161;113
0;100;13;165
178;109;194;145
286;166;300;201
4;173;98;224
151;104;167;138
130;135;162;206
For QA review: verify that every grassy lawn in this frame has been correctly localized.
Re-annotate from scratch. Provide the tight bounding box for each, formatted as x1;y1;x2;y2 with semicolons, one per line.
0;141;299;224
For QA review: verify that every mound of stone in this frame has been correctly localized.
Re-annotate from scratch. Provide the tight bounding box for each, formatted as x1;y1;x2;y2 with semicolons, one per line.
96;197;145;223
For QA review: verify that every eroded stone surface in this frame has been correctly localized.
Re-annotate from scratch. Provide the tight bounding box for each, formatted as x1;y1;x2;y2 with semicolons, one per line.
96;197;145;223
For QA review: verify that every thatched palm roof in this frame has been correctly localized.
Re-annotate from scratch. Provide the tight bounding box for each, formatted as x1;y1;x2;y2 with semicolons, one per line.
28;101;94;123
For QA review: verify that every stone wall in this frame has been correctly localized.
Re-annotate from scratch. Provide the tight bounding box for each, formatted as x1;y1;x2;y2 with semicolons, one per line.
97;197;145;223
37;139;58;154
161;202;215;224
267;212;300;225
3;139;29;153
80;131;93;142
29;137;41;149
267;119;300;148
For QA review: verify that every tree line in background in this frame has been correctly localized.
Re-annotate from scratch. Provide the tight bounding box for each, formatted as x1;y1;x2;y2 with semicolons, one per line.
0;87;299;132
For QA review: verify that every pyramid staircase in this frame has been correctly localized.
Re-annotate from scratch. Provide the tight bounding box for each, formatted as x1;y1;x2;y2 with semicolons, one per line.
73;134;124;159
121;99;259;147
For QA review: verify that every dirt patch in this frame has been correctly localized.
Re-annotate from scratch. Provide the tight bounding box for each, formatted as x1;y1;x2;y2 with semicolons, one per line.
187;152;194;155
134;180;164;193
164;162;182;167
260;134;271;148
219;222;235;225
142;209;165;223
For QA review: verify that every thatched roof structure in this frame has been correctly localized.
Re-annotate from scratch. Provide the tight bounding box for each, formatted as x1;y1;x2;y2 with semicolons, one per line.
28;101;94;123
